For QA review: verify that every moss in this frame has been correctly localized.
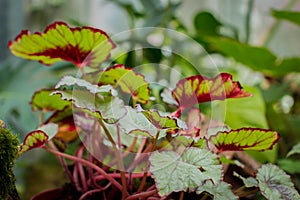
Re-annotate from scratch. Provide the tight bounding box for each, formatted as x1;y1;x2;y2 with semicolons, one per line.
0;126;20;200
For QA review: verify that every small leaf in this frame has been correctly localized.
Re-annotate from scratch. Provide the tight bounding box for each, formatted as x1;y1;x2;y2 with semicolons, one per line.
233;172;258;188
210;128;280;152
256;164;300;200
272;10;300;26
142;110;181;130
8;21;115;67
172;73;251;110
37;123;58;141
150;148;222;196
287;142;300;157
19;130;49;154
194;11;222;36
196;180;238;200
95;64;150;104
31;89;71;111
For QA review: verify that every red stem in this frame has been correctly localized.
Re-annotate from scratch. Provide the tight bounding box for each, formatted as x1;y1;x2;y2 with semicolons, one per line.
125;189;158;200
77;145;88;192
43;146;129;196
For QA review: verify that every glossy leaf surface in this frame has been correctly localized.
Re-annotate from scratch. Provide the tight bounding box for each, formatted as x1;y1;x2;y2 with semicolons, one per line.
150;148;222;196
210;128;279;152
8;21;115;67
172;73;251;110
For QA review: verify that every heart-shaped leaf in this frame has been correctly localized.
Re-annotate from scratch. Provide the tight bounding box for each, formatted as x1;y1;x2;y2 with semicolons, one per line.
8;21;115;68
150;148;222;196
19;130;49;154
172;73;251;110
210;128;280;152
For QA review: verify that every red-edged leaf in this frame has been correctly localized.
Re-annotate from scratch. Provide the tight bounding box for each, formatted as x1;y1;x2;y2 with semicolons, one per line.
172;73;251;110
97;64;150;103
19;130;49;154
210;128;280;152
8;21;115;68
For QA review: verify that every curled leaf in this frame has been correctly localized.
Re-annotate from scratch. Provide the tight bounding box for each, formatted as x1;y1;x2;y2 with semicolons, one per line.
8;21;115;67
172;73;251;110
210;128;280;152
19;130;49;154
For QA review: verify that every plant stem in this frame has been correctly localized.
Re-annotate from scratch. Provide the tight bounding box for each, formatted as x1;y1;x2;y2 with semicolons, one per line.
262;0;299;46
125;189;158;200
43;146;128;196
179;191;184;200
98;119;128;199
137;131;160;192
245;0;254;43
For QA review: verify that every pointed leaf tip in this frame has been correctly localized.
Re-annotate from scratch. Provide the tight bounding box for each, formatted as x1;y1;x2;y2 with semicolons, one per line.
210;128;280;152
8;21;115;67
172;73;251;110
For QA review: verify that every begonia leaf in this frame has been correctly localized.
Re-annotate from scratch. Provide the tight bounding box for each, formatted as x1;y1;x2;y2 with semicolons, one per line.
31;89;71;111
8;21;115;68
196;180;238;200
55;75;115;95
53;90;126;122
149;148;222;196
233;172;258;188
19;130;48;154
37;123;58;141
172;73;251;110
96;64;150;103
210;128;279;152
256;164;300;200
142;110;181;130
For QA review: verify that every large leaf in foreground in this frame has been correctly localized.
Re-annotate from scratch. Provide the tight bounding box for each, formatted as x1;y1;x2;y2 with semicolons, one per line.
256;164;300;200
272;10;300;27
150;148;222;196
172;73;251;110
31;89;71;111
8;21;115;67
19;130;48;154
210;128;279;152
96;65;150;103
196;180;238;200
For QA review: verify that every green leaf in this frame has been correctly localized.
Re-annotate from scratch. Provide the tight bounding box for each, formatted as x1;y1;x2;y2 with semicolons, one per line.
37;123;58;140
274;58;300;76
8;21;115;68
210;128;279;151
209;38;277;71
233;172;258;188
196;180;238;200
142;110;182;130
172;73;251;110
272;10;300;26
149;148;222;196
194;11;222;36
256;164;300;200
56;75;115;95
287;142;300;157
31;89;71;111
54;90;126;122
19;130;49;154
278;159;300;174
96;64;150;104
